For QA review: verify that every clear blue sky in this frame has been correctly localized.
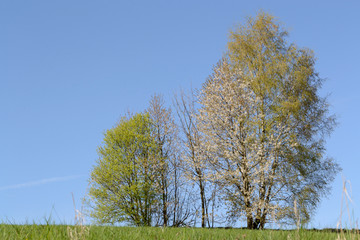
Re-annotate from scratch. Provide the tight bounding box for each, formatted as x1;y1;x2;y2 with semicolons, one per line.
1;0;359;228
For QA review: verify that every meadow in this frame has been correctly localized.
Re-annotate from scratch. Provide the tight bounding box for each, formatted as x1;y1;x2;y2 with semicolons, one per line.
1;174;356;239
1;224;359;240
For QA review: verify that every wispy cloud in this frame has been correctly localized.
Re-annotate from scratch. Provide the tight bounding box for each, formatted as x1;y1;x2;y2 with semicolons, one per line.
0;175;85;191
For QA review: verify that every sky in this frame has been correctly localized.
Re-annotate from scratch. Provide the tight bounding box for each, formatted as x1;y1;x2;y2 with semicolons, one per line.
1;0;359;228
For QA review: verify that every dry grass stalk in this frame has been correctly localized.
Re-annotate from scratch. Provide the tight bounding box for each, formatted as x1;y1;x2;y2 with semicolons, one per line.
337;177;359;240
67;193;89;240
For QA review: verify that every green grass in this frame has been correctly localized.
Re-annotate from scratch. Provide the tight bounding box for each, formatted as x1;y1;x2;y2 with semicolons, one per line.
1;224;359;240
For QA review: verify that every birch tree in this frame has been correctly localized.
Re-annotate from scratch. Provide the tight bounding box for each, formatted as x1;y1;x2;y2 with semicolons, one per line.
198;12;339;229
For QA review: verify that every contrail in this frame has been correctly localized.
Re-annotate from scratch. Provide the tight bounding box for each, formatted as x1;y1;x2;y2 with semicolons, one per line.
0;175;85;191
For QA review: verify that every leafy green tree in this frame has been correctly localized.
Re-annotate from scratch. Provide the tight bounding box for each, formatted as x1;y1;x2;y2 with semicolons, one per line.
88;113;159;226
197;12;340;229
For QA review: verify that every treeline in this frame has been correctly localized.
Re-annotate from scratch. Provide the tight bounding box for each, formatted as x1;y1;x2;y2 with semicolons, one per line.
89;93;217;228
87;12;339;229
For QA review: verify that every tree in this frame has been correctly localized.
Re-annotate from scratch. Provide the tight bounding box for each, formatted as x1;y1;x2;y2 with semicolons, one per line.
88;113;159;226
174;89;219;228
88;97;194;227
147;94;193;227
197;12;339;229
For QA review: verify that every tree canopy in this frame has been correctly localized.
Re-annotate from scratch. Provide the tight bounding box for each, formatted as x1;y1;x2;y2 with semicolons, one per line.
88;12;339;229
89;113;158;226
197;12;339;229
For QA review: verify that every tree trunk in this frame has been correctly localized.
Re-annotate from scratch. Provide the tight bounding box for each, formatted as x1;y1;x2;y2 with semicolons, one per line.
246;214;254;229
162;180;168;227
199;180;206;228
259;213;266;229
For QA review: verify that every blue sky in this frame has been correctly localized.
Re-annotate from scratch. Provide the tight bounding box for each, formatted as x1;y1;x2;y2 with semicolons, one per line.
1;0;359;228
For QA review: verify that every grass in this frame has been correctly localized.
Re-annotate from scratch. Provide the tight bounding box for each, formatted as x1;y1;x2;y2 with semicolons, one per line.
1;178;358;239
1;224;359;240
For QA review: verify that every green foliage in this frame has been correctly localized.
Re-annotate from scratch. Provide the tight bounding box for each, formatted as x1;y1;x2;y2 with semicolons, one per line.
198;11;339;228
88;113;159;226
86;11;339;229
